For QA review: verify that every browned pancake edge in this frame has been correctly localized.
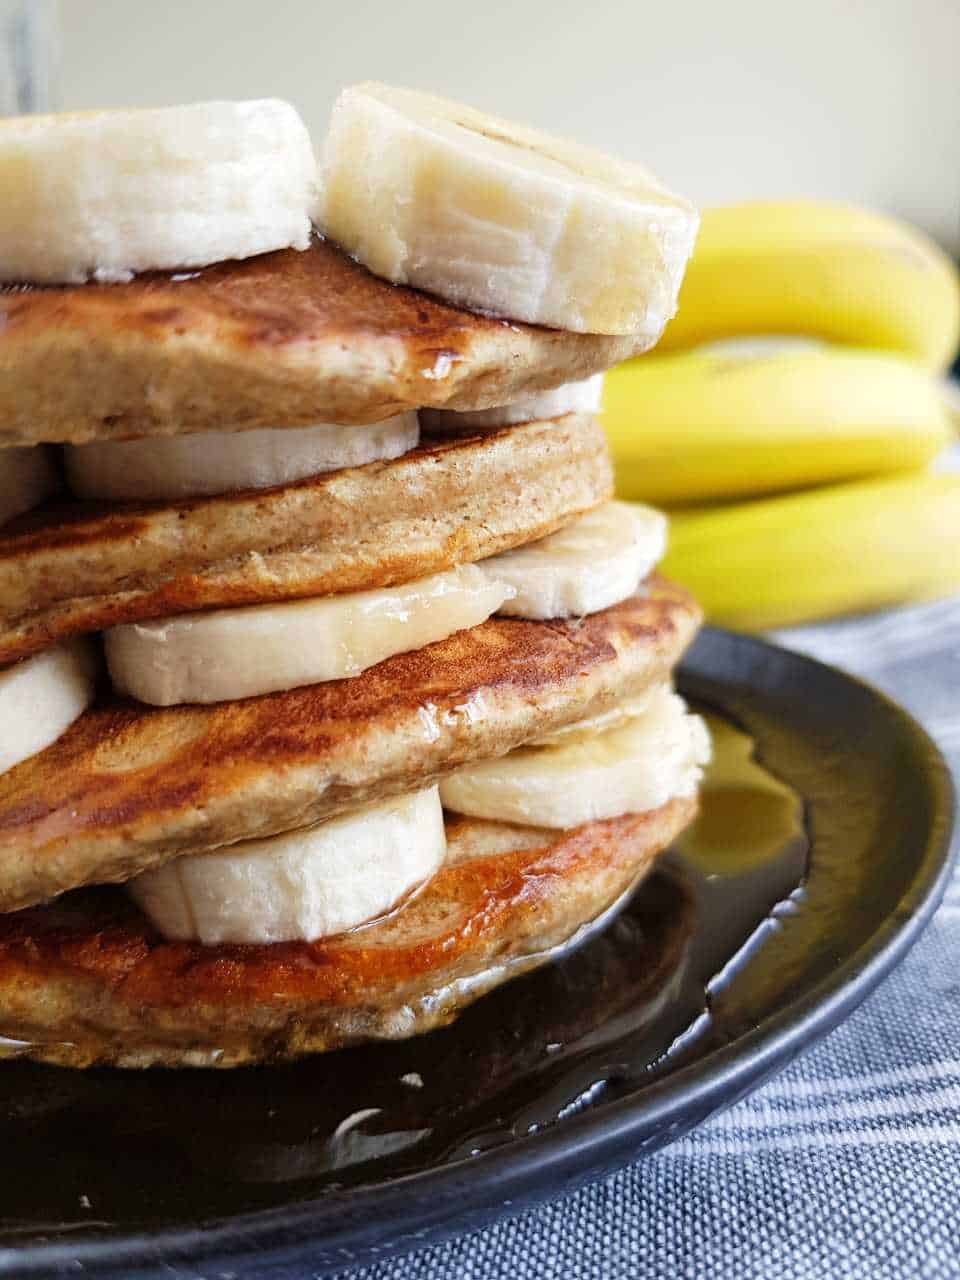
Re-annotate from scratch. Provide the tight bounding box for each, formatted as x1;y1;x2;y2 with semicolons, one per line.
0;415;612;663
0;795;696;1068
0;237;653;447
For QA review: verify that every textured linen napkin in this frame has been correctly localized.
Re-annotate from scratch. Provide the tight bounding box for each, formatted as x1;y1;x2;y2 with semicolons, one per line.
332;582;960;1278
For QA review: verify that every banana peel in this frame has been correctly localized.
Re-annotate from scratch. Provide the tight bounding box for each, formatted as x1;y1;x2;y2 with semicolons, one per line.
659;472;960;631
656;201;960;372
604;346;952;505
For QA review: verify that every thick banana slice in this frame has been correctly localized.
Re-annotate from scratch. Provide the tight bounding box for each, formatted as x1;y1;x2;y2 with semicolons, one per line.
105;565;512;706
127;788;445;944
481;500;666;620
0;446;58;526
440;686;709;828
420;376;603;434
0;100;316;284
65;414;420;502
0;640;97;775
318;83;698;336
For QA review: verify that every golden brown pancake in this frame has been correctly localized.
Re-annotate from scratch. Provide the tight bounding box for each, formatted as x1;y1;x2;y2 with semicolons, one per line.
0;237;652;447
0;415;610;664
0;579;700;913
0;796;695;1068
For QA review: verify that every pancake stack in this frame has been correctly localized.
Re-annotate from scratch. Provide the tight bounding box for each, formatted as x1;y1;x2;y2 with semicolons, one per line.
0;85;706;1067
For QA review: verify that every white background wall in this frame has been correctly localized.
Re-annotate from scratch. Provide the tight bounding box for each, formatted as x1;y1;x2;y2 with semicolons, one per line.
57;0;960;254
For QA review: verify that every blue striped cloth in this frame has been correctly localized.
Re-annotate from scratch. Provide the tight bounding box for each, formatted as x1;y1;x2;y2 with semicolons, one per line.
340;522;960;1277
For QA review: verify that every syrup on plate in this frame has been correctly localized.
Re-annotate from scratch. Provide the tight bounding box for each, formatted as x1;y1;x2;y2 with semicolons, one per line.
0;708;808;1233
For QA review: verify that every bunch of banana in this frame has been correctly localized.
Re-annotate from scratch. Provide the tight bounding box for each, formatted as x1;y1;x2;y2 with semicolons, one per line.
603;199;960;629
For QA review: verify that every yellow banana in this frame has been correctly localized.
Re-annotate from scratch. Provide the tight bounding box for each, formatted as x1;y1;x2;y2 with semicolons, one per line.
659;472;960;631
604;346;951;506
656;201;960;372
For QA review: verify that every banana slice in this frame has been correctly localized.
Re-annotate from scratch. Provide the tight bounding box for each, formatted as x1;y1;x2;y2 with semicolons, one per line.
0;446;58;526
127;788;445;944
440;686;709;828
420;376;604;435
481;501;666;620
0;100;317;284
529;690;656;747
65;414;420;502
105;565;513;706
317;83;698;336
0;640;97;775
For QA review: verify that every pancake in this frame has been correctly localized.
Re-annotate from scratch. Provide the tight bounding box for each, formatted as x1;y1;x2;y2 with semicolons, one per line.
0;579;700;913
0;795;696;1067
0;415;611;665
0;237;652;448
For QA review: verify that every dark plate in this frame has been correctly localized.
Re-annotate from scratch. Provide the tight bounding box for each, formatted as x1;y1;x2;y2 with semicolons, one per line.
0;626;954;1279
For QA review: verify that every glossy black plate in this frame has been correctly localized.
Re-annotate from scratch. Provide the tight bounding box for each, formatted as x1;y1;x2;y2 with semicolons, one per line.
0;626;954;1278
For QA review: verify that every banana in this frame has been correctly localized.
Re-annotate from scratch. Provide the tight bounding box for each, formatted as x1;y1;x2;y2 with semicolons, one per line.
604;347;952;505
127;788;445;945
0;100;317;284
105;565;512;706
480;500;666;620
529;690;655;747
694;336;828;359
65;414;420;502
420;376;604;434
661;472;960;631
317;83;698;336
0;640;97;775
439;685;709;828
1;446;58;526
656;201;960;372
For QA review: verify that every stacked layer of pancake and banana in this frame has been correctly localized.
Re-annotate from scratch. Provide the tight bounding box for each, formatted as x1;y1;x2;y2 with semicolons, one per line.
0;85;706;1067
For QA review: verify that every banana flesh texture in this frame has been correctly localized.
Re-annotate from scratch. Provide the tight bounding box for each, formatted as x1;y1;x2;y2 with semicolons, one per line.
0;640;97;775
604;346;952;506
127;788;445;945
661;472;960;631
439;685;710;828
65;414;420;502
0;100;317;284
317;83;698;336
420;376;604;434
105;565;513;706
481;500;666;620
656;201;960;372
0;446;58;526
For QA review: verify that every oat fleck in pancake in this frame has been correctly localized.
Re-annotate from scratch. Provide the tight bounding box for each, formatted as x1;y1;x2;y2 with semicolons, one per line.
0;798;695;1068
0;416;611;664
0;580;700;913
0;237;655;448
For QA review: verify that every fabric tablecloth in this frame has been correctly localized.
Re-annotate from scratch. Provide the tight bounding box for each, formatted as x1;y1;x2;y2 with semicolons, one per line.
334;585;960;1280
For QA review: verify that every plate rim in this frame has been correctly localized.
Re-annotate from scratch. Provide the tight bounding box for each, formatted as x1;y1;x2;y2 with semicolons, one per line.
2;625;955;1277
